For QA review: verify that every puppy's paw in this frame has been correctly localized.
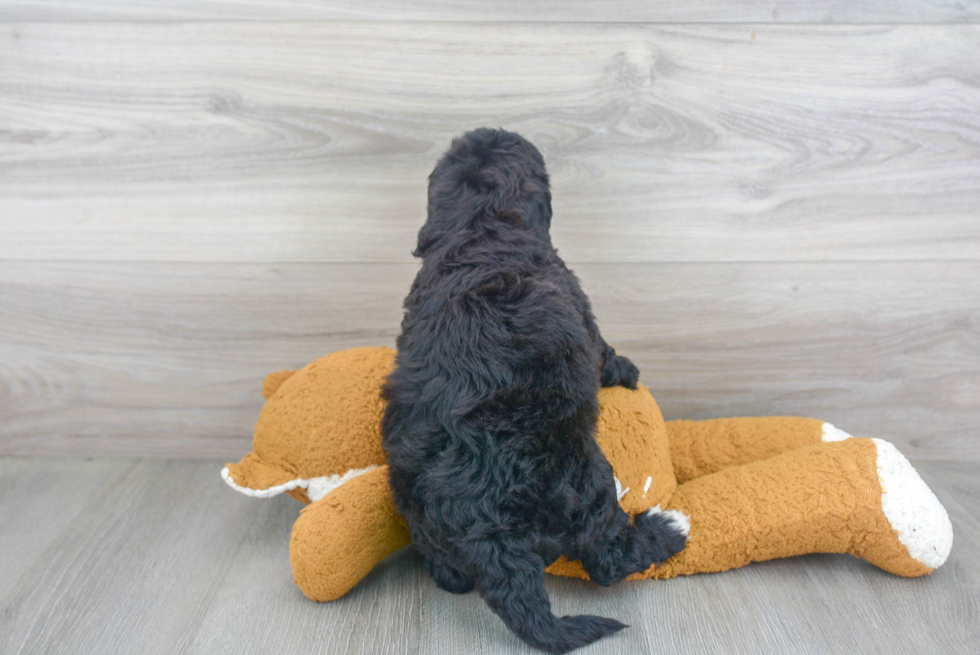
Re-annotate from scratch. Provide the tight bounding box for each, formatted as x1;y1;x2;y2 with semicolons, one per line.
635;505;689;565
426;558;475;595
602;354;640;389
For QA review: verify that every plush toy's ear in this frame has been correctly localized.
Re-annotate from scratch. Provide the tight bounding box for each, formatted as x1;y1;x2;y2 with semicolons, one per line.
262;369;296;399
412;221;442;258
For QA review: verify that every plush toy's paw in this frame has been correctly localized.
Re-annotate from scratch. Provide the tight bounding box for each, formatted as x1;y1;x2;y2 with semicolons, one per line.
635;505;689;565
867;438;953;573
601;354;640;390
817;426;952;573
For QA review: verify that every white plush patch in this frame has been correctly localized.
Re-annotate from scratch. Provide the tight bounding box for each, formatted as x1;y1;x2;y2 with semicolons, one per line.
645;504;691;537
220;465;378;501
614;476;629;501
821;422;853;442
643;476;653;496
873;438;953;569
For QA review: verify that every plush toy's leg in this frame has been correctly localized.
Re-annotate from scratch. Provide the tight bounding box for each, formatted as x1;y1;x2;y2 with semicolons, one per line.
290;465;411;601
631;437;952;580
666;416;848;483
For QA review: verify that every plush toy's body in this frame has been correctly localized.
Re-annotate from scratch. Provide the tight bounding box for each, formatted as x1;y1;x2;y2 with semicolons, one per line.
222;347;952;602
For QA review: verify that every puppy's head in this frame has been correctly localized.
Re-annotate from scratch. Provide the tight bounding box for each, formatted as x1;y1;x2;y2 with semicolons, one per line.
415;128;552;257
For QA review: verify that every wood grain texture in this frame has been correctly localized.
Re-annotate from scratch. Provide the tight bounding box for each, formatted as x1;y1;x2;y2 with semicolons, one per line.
1;1;977;23
1;260;976;459
0;458;296;654
0;457;976;654
2;23;979;263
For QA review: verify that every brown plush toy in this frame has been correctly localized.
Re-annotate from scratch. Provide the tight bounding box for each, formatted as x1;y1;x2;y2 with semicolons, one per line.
222;347;953;602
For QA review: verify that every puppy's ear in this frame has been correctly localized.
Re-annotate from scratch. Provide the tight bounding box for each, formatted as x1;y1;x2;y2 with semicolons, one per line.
521;190;553;242
413;222;441;258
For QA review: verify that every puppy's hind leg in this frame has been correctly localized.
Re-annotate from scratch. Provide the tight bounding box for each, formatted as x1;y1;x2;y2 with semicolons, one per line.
409;527;476;594
471;540;627;654
424;553;475;594
573;486;688;586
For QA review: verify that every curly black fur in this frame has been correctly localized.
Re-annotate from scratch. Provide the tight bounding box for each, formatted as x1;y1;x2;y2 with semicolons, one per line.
381;128;687;654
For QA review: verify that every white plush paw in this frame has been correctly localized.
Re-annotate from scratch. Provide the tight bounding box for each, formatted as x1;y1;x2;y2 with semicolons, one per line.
822;422;854;442
873;438;953;569
645;504;691;537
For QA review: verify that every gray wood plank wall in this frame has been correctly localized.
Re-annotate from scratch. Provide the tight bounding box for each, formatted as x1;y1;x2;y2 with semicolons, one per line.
1;8;978;459
2;1;978;22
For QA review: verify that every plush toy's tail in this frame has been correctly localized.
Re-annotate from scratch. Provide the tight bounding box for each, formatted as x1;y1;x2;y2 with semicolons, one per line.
473;552;626;654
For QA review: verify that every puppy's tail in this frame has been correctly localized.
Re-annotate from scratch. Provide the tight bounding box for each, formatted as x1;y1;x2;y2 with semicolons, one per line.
476;549;627;654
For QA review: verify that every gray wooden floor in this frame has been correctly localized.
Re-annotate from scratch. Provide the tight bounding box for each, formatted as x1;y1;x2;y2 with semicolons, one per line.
0;456;976;654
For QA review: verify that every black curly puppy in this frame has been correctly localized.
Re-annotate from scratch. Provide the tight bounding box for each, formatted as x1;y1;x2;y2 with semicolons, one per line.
381;128;687;654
